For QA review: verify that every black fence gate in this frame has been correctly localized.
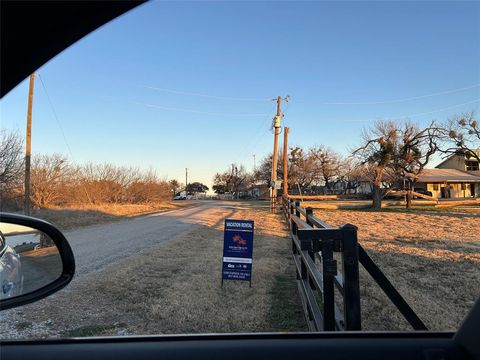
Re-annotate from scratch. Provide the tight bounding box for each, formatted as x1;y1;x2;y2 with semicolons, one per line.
283;196;428;331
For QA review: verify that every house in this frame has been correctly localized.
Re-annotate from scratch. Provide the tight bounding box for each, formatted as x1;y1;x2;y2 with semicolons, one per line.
415;151;480;199
436;150;480;175
245;183;270;200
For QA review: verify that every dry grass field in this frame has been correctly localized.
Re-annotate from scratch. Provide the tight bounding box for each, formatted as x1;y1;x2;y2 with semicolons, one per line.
76;203;305;335
30;202;190;230
310;207;480;331
1;202;305;338
2;200;478;338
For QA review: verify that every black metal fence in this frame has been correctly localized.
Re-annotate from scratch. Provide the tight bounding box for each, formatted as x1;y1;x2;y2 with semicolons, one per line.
282;196;428;331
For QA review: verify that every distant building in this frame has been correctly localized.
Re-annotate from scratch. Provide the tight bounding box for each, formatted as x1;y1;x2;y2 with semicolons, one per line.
435;150;480;175
415;151;480;199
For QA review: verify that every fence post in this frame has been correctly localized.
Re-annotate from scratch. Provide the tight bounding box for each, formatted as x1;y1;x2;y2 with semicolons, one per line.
321;239;336;330
295;200;300;219
341;223;361;330
305;207;317;290
305;207;313;226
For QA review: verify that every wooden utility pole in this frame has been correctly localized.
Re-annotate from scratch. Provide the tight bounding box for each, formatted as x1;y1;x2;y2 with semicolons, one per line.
283;127;289;197
24;73;35;216
270;96;285;212
185;168;188;196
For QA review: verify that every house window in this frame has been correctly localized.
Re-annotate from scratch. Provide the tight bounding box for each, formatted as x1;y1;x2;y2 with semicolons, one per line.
432;184;439;191
466;160;479;171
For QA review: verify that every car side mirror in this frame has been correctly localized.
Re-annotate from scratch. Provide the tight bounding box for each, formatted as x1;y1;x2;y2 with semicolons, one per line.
0;212;75;310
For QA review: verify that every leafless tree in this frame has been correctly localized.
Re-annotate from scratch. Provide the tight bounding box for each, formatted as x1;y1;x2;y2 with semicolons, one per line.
288;147;317;191
310;145;343;190
31;154;77;207
336;159;367;194
213;164;248;198
253;150;286;187
353;120;399;209
394;121;441;208
80;163;141;203
437;111;479;162
0;130;23;199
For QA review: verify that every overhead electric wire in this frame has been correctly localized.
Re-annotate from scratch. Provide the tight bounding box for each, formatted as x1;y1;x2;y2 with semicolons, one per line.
235;116;273;164
136;101;269;117
142;85;271;102
344;98;480;122
322;83;480;105
143;82;480;107
38;74;74;156
37;73;94;204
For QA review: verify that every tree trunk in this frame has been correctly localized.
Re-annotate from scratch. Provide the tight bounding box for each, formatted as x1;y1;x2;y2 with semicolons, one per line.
372;184;382;209
406;184;413;209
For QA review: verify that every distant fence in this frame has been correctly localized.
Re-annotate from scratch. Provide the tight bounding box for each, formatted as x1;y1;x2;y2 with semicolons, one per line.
287;195;338;201
282;196;428;331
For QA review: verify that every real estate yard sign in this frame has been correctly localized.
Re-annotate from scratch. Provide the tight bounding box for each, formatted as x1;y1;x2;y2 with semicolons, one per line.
221;219;254;287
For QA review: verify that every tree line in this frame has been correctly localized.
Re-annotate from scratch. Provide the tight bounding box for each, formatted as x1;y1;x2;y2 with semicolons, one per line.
2;111;477;210
212;111;479;209
0;131;185;210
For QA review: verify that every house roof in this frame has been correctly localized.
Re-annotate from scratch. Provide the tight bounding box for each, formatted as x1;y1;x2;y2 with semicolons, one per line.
435;150;480;168
417;168;480;183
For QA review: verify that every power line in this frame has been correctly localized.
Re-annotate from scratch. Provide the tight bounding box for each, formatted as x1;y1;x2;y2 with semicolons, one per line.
136;101;269;117
344;98;480;122
37;73;93;204
322;83;480;105
142;85;271;102
235;116;272;165
37;74;75;156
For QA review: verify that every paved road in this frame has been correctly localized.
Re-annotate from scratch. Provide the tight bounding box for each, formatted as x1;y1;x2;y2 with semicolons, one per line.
64;201;232;277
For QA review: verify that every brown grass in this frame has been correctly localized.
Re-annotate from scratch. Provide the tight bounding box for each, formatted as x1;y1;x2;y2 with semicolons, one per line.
314;208;480;331
30;202;190;230
86;204;303;334
3;201;477;337
1;202;305;338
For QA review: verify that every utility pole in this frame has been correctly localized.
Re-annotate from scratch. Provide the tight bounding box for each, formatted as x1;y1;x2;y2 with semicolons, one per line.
231;163;235;198
283;127;289;197
185;168;188;197
24;73;35;216
253;154;256;172
270;95;288;212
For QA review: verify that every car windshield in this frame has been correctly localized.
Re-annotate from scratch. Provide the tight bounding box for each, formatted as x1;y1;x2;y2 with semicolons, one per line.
0;0;479;339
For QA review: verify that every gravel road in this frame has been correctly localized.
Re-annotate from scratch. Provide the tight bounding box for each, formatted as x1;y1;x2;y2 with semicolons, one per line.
66;201;227;277
1;200;245;339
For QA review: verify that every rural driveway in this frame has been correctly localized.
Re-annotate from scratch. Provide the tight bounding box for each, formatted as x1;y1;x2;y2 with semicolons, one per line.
66;201;234;277
0;200;253;339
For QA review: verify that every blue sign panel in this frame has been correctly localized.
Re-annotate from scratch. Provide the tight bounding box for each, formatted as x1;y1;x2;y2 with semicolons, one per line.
222;219;254;285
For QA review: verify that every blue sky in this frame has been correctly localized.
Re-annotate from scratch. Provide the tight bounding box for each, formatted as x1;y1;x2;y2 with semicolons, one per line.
1;1;479;190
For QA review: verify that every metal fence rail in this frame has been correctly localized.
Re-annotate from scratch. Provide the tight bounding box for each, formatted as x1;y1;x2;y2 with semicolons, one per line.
282;196;427;331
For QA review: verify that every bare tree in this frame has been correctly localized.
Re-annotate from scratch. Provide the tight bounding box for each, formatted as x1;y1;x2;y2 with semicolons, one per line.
0;130;23;199
438;112;480;162
394;122;440;208
310;145;343;191
336;159;366;195
289;147;317;191
31;154;76;207
213;164;248;198
353;121;399;209
253;151;285;187
80;163;141;203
